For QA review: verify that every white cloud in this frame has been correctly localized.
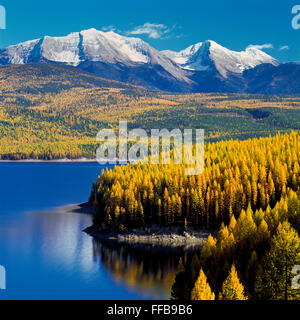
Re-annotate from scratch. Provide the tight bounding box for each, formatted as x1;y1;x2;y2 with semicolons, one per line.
101;25;117;32
279;45;289;51
246;43;274;51
126;23;172;39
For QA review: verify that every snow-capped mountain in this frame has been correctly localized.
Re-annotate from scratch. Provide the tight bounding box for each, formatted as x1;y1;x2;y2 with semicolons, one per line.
1;29;153;65
0;28;293;93
162;40;279;77
0;28;193;91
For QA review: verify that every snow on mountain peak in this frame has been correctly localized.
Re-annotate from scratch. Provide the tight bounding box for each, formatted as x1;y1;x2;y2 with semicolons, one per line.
5;39;41;64
162;40;279;77
0;29;280;88
41;32;81;66
0;28;192;84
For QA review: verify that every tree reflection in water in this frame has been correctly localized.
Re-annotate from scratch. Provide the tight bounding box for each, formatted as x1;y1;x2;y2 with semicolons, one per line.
92;239;202;299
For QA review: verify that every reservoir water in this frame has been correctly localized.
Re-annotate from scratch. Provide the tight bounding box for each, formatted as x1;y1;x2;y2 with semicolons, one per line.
0;162;188;300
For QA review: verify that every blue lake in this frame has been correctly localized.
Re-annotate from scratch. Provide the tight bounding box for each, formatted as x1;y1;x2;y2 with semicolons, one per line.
0;162;178;300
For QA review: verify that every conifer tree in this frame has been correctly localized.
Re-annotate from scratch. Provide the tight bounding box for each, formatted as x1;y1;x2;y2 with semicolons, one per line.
229;214;237;233
201;235;217;262
114;205;120;224
191;269;215;300
219;264;248;300
254;221;300;300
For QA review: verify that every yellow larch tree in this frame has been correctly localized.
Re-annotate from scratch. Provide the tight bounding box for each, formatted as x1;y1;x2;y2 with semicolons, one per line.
191;269;215;300
219;264;248;300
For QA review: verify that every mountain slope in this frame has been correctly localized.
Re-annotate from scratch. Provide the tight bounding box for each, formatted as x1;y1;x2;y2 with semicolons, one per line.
0;62;141;93
0;29;194;92
0;62;299;160
0;62;155;117
243;62;300;94
1;28;300;94
162;40;279;77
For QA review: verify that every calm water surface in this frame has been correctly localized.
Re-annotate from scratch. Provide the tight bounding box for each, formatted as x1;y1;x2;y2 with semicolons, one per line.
0;162;187;300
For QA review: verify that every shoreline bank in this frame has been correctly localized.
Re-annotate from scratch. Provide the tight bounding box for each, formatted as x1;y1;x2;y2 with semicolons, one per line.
59;202;94;214
84;224;211;249
61;202;211;248
0;158;97;163
50;202;212;249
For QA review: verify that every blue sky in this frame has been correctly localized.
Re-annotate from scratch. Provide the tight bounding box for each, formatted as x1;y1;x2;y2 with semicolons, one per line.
0;0;299;62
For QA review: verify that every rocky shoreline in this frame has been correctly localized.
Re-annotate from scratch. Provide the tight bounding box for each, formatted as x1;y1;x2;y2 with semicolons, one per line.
84;225;212;249
63;202;212;248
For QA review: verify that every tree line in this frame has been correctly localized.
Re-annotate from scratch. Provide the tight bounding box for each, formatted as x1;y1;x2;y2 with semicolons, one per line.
172;189;300;300
91;131;300;231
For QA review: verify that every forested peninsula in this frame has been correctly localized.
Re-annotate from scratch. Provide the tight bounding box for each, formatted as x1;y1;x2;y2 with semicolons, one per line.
88;131;300;300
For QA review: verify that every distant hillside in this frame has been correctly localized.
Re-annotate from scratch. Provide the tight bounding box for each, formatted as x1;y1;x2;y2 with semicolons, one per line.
0;63;151;116
0;63;299;160
244;63;300;94
0;62;142;94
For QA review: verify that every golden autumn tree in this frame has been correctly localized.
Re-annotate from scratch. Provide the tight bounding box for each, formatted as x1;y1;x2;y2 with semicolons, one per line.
191;269;215;300
92;131;300;232
200;234;217;262
229;214;237;233
219;264;248;300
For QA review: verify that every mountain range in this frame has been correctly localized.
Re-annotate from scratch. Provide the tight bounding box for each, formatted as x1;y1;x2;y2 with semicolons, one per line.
0;28;299;94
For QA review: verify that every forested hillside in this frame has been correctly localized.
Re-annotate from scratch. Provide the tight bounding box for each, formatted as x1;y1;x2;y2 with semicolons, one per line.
172;189;300;300
90;132;300;300
91;132;299;229
0;63;299;160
